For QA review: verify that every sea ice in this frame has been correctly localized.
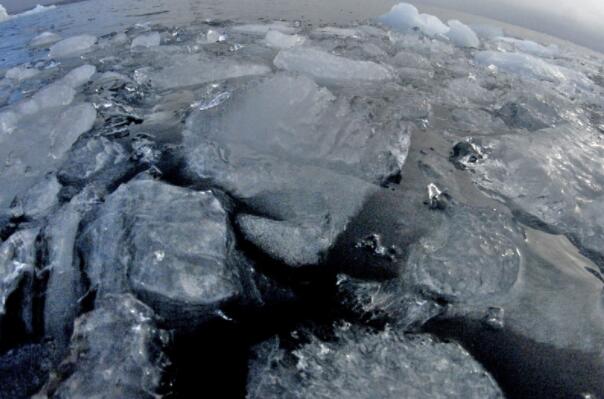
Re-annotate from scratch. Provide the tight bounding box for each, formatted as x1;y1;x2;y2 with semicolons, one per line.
0;228;39;341
475;51;592;89
273;47;393;82
496;37;559;57
59;64;96;88
264;30;305;49
10;174;61;220
379;3;449;38
248;327;503;399
231;22;297;35
405;205;521;303
29;31;61;48
49;34;97;59
446;20;480;48
78;179;246;325
42;193;97;360
184;74;411;266
131;31;161;49
148;53;271;89
42;294;168;398
5;65;39;82
0;103;96;209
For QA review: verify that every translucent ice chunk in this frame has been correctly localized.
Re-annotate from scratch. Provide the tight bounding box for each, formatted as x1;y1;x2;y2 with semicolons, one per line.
248;327;503;398
5;65;39;82
131;31;161;49
59;64;96;88
264;30;305;49
273;47;393;82
475;51;591;89
406;205;521;302
79;180;244;324
49;34;97;59
43;294;168;398
496;37;559;58
446;20;480;48
231;22;297;35
184;74;411;266
379;3;449;38
0;103;96;209
148;53;271;89
0;228;39;341
29;31;61;48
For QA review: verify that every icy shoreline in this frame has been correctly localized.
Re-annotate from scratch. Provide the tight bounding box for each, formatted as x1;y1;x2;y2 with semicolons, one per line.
0;2;603;398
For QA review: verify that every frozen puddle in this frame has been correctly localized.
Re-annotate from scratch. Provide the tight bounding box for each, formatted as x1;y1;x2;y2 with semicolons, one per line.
0;2;603;398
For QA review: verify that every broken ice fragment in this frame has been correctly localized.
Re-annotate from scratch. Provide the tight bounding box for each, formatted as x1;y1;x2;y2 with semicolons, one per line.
354;233;400;261
0;228;39;343
264;30;305;49
59;64;96;88
206;29;227;43
131;31;161;49
148;53;271;89
5;65;39;82
29;31;61;48
49;34;97;59
41;294;169;398
449;140;484;170
446;20;480;48
379;3;449;38
426;183;448;210
483;306;505;330
79;180;244;326
248;326;503;398
406;206;521;303
273;47;393;82
192;91;231;111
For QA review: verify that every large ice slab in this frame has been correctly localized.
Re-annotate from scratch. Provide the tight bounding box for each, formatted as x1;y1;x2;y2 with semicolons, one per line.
459;125;604;262
274;47;393;82
406;205;521;303
248;327;503;398
475;51;592;89
184;74;411;266
29;31;61;48
79;179;244;324
148;52;271;89
0;103;96;209
49;34;97;59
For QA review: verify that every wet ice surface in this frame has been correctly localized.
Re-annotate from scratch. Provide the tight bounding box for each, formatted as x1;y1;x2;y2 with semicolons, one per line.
0;1;603;398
